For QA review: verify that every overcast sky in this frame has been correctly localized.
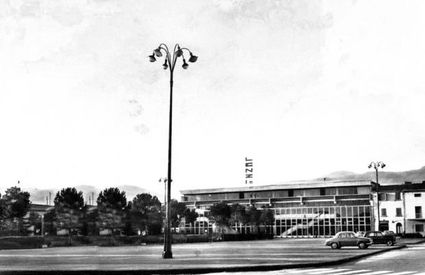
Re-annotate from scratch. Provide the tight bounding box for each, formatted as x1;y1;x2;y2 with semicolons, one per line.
1;0;425;198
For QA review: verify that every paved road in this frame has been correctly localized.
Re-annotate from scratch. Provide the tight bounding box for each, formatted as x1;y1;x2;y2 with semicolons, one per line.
214;242;425;275
0;238;403;273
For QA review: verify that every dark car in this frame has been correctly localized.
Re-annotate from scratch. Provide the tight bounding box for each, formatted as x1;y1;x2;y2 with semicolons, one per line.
325;231;373;249
364;231;396;246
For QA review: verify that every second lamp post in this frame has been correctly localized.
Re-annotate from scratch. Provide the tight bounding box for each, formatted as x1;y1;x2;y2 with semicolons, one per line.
149;43;197;259
368;161;386;231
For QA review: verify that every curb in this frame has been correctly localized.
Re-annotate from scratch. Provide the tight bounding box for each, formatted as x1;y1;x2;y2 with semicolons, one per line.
0;244;408;275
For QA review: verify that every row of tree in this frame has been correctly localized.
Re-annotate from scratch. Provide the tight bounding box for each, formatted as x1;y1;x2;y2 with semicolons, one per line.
0;186;198;236
208;202;275;233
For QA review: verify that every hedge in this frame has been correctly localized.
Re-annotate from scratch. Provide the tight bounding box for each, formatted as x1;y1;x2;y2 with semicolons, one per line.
0;236;46;249
0;233;272;249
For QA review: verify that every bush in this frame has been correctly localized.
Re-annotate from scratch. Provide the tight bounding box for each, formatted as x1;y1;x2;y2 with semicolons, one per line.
221;233;274;242
185;234;210;243
0;233;272;249
0;236;45;249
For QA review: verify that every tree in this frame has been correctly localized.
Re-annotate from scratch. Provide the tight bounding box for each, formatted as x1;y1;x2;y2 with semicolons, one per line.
229;203;248;226
129;193;162;235
43;208;57;235
54;188;84;209
54;188;85;235
183;208;198;225
209;202;231;227
3;186;31;219
259;207;275;226
259;206;275;234
1;187;31;233
24;212;41;235
96;188;127;235
170;199;188;228
81;205;98;236
246;205;261;226
0;193;5;219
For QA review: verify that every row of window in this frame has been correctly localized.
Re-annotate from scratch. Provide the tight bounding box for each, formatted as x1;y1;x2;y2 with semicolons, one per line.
183;187;371;202
274;205;372;237
381;206;422;218
379;192;422;201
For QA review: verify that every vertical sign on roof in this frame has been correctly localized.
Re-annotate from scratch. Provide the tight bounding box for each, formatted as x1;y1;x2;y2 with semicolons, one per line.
245;157;253;184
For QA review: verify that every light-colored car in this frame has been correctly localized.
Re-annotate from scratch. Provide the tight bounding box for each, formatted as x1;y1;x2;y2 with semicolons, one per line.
325;231;373;249
355;231;366;237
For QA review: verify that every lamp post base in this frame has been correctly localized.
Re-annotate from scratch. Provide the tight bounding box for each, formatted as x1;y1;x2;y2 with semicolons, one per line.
162;250;173;259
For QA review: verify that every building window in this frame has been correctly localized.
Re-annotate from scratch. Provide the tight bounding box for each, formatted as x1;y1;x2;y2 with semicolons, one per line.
396;208;402;217
338;187;357;195
381;208;387;217
415;206;422;219
386;193;395;201
414;193;422;197
415;224;424;232
325;188;337;196
395;192;401;201
288;190;294;197
378;193;386;201
239;192;244;199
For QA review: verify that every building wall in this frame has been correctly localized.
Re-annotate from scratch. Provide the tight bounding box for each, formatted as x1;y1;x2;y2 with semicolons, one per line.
404;191;425;236
379;196;404;234
181;181;374;237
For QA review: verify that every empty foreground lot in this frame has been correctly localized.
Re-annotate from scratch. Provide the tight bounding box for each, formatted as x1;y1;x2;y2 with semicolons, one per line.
0;238;404;273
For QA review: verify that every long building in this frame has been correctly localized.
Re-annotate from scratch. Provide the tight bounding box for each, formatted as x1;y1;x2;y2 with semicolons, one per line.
180;179;425;237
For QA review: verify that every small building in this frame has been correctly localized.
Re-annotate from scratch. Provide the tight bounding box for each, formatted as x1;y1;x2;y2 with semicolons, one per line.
378;182;425;236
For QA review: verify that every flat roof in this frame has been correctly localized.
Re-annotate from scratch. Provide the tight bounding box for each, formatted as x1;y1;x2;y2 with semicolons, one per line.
180;179;372;195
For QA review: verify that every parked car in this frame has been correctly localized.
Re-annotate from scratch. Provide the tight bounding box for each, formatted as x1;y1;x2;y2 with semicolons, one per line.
383;230;395;236
364;231;396;246
325;231;373;249
355;231;366;237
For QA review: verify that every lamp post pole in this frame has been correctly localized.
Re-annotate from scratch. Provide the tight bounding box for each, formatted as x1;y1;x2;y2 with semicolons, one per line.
149;44;197;259
368;161;386;231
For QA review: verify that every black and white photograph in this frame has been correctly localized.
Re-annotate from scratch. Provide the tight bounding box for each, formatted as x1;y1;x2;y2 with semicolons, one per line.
1;0;425;274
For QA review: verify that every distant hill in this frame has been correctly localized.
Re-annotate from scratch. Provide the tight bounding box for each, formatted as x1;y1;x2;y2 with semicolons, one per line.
28;185;157;205
320;166;425;184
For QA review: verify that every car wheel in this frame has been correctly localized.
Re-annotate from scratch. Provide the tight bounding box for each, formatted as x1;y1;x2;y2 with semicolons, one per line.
386;240;394;246
358;242;367;249
331;242;339;249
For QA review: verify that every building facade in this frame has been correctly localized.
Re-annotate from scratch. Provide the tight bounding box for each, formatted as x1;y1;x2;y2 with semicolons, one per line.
181;180;425;237
181;179;374;238
378;182;425;236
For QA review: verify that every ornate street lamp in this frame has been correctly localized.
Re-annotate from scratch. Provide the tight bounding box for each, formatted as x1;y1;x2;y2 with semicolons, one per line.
149;43;197;259
368;161;386;231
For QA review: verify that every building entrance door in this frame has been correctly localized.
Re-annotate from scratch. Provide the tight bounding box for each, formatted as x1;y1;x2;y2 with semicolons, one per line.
396;223;402;234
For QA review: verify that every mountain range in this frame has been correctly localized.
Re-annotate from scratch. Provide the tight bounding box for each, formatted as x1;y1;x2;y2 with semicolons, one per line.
320;166;425;184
